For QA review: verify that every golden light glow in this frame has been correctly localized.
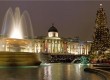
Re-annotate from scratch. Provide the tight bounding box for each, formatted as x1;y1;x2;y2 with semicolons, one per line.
5;38;30;46
100;4;102;7
9;23;23;39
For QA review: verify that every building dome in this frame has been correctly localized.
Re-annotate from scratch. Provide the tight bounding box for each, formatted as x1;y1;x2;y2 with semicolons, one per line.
48;24;58;32
48;24;58;37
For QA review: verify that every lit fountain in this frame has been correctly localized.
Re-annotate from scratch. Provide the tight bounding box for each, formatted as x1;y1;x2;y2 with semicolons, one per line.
0;7;41;66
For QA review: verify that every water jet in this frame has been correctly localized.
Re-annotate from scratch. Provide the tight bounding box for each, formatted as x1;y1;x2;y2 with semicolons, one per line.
0;7;41;66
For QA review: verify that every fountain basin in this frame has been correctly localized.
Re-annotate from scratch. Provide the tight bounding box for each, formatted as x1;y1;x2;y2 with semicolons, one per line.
0;52;41;66
0;7;41;66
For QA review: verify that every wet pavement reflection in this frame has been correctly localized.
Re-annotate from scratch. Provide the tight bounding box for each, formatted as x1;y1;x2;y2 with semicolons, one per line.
0;63;103;80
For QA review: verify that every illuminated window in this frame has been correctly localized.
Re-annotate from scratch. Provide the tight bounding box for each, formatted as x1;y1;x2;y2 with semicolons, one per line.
48;32;58;37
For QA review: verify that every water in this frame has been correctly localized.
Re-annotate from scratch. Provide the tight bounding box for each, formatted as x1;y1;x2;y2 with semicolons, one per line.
1;7;33;39
0;7;34;52
0;63;103;80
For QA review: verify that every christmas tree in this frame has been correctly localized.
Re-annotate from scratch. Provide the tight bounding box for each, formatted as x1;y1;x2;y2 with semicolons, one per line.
90;4;110;54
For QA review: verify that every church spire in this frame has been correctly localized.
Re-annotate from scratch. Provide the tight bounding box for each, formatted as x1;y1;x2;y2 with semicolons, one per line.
95;4;107;27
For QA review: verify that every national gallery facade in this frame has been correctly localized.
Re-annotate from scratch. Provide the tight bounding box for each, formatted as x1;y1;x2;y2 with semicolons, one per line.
35;24;91;55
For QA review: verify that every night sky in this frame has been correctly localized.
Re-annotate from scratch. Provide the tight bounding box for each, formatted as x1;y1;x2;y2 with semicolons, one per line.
0;1;110;41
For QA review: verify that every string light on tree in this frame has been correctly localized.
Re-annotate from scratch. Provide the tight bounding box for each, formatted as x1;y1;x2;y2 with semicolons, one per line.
90;4;110;54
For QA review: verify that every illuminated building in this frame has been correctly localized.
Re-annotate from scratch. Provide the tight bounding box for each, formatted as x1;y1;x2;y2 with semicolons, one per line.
35;24;66;54
35;24;91;55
